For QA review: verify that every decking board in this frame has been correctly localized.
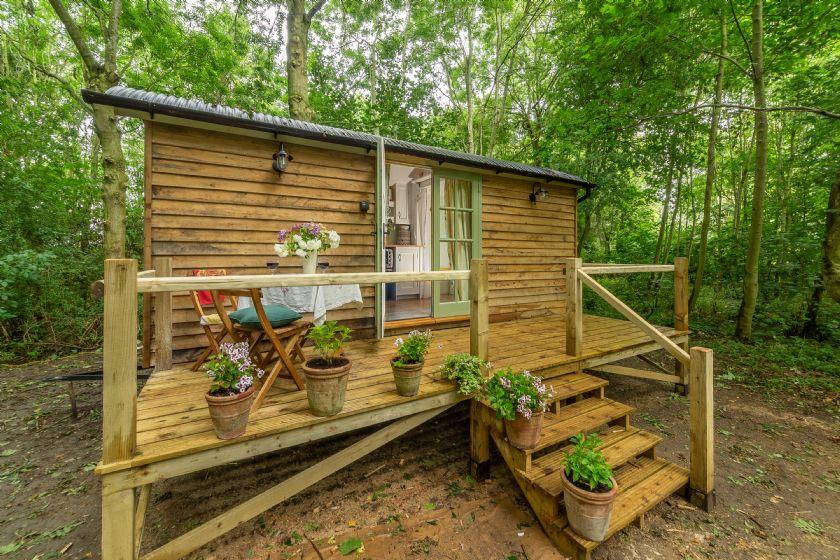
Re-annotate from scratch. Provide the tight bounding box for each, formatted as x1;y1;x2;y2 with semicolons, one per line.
116;314;687;472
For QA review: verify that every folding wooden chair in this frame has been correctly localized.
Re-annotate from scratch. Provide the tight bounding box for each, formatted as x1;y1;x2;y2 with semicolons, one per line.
187;269;235;371
211;288;311;412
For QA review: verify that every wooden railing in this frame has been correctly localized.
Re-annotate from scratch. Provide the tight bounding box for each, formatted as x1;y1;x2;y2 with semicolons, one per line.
565;257;715;512
100;257;490;558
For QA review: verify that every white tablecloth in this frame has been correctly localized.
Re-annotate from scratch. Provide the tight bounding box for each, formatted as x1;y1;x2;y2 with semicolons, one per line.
238;284;363;325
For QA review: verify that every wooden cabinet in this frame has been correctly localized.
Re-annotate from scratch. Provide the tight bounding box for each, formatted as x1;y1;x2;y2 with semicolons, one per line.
395;184;409;224
394;246;421;297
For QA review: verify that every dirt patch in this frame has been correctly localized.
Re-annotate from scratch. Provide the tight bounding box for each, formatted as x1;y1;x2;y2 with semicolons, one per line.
0;350;838;559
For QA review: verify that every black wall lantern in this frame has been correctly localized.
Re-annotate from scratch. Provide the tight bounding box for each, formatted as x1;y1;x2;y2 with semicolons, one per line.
529;183;548;203
272;143;293;173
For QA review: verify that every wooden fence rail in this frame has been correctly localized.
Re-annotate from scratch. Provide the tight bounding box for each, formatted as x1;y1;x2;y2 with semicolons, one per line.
100;258;489;560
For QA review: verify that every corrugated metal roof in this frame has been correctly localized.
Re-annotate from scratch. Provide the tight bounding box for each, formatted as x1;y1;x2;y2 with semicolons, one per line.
82;86;592;187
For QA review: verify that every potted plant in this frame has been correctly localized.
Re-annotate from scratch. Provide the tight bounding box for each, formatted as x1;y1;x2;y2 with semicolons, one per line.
562;433;618;542
203;342;264;439
485;368;552;450
439;353;489;397
275;222;340;274
301;321;352;416
391;330;433;396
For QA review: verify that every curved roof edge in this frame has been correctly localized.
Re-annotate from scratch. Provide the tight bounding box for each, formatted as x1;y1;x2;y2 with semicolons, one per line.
82;86;593;187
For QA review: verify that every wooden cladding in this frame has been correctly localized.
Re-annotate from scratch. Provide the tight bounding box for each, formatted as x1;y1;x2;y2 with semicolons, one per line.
146;123;578;360
146;122;377;360
481;175;576;321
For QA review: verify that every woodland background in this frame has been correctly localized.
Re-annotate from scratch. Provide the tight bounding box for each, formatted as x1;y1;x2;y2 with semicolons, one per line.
0;0;837;379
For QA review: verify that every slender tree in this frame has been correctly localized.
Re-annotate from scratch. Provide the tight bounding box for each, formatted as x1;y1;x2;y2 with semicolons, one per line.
690;14;727;310
287;0;328;121
47;0;128;258
735;0;768;340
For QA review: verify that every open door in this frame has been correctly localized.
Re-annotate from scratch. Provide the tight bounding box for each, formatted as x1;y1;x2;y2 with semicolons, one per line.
432;170;482;317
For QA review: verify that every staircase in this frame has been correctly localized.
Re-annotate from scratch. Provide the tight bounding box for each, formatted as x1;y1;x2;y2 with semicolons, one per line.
484;371;689;560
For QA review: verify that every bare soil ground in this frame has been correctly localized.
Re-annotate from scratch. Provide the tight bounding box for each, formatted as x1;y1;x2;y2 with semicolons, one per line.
1;345;838;560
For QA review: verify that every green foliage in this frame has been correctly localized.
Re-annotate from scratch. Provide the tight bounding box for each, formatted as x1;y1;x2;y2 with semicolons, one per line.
484;367;552;421
204;342;263;396
393;329;433;366
439;353;488;396
337;537;363;555
563;433;614;492
306;321;352;365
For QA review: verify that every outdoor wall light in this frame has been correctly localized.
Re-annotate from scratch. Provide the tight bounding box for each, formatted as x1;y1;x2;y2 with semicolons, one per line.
359;200;370;213
529;183;548;202
272;143;293;173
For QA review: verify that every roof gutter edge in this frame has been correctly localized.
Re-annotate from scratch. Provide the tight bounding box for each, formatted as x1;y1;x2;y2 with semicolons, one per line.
81;88;595;188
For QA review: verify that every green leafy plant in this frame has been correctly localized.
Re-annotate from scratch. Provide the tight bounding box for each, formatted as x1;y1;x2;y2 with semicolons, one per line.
204;342;264;396
439;353;488;396
563;433;614;492
484;367;552;421
307;321;352;365
393;330;433;366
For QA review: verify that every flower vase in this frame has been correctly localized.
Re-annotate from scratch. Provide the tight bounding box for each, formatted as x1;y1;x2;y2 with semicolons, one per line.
301;251;318;274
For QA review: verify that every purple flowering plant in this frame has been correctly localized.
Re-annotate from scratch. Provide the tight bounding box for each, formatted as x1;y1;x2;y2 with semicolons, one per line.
484;367;553;421
204;342;264;396
275;222;340;259
393;329;433;366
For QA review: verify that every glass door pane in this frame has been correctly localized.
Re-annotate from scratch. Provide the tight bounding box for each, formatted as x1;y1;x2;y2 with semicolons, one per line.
432;172;481;317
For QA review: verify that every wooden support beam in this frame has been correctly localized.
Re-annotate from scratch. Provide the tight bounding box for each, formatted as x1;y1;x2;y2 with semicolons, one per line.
587;364;682;385
688;347;715;512
469;259;489;363
673;257;690;389
565;258;582;357
469;258;491;479
152;258;173;372
141;404;454;560
137;270;471;294
135;484;152;558
580;264;675;274
577;270;690;366
102;260;139;560
638;353;673;375
102;487;135;560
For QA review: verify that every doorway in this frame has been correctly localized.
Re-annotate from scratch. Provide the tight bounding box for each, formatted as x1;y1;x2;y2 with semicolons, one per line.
383;164;481;325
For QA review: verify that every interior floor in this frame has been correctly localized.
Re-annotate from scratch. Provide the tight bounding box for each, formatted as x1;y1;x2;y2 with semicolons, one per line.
385;296;431;322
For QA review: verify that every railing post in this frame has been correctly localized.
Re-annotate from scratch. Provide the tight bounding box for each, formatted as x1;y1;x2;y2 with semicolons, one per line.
153;257;173;372
102;259;138;559
565;258;583;359
688;346;715;512
469;258;491;479
674;257;689;392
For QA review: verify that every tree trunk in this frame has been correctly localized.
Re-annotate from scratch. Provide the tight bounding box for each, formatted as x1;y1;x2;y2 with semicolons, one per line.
802;170;840;337
690;15;727;310
47;0;128;258
654;147;676;263
735;0;768;341
286;0;316;121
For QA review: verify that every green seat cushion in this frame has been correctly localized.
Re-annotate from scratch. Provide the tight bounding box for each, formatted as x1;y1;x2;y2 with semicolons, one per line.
229;304;301;329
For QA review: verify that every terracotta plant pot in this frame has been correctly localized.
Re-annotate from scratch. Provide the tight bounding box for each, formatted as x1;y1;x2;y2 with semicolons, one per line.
391;358;424;397
561;470;618;542
302;357;352;417
504;411;544;450
205;384;255;440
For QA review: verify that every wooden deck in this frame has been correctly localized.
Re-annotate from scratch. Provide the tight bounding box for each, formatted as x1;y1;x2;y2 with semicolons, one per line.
102;314;687;476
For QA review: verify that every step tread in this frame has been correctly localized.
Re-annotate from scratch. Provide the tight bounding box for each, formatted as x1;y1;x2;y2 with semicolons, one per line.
530;398;634;453
522;427;662;497
554;457;689;552
546;372;608;402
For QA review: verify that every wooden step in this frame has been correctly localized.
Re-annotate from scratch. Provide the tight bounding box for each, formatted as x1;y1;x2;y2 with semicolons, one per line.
522;426;661;499
551;457;689;559
533;397;633;454
545;372;608;403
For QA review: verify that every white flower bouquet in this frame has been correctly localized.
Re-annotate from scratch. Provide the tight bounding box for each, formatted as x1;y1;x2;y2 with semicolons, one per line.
274;222;340;259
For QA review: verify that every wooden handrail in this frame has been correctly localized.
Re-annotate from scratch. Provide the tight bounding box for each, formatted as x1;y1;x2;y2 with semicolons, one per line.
581;264;675;274
136;270;471;294
577;269;690;365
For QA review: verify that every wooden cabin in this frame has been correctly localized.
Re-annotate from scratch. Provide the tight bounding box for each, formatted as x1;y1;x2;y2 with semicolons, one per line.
83;87;714;560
